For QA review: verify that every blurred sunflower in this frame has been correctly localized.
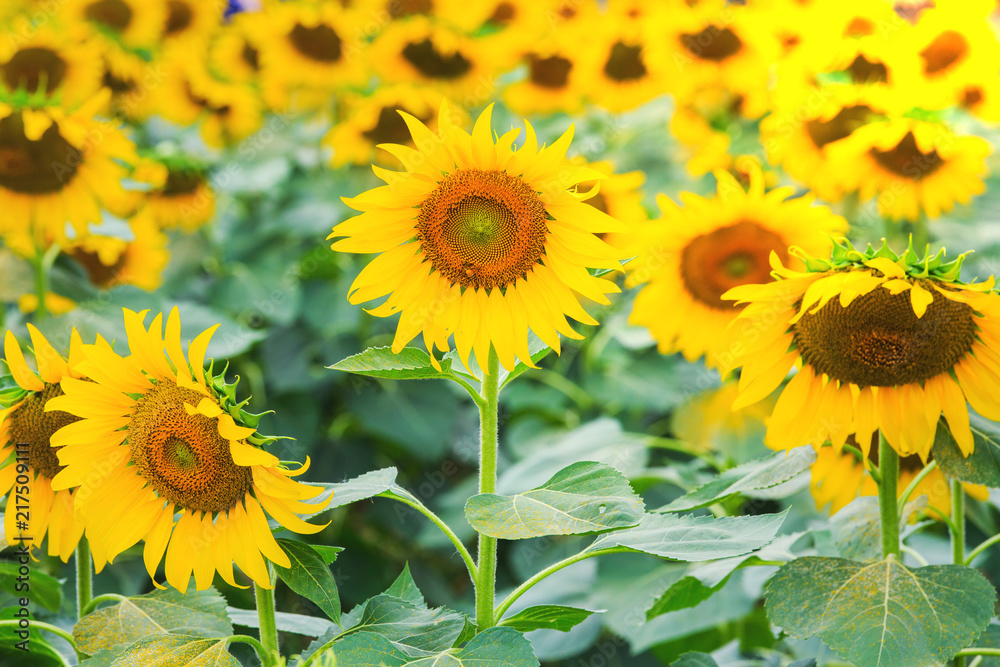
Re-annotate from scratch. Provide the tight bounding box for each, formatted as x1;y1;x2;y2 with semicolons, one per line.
627;165;846;369
329;103;624;373
503;29;586;116
827;117;991;221
673;381;775;459
17;293;77;317
578;13;666;112
0;91;136;242
724;240;1000;460
65;216;170;291
0;27;104;106
130;158;215;232
48;308;330;592
209;15;263;85
574;159;647;253
158;0;225;46
0;327;87;561
670;101;735;177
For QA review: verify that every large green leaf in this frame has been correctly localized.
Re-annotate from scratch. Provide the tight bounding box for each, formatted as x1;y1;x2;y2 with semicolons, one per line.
465;461;644;539
829;496;927;561
0;607;66;666
348;595;465;653
404;627;539;667
765;556;996;667
278;468;398;528
931;415;1000;487
328;346;453;381
498;605;600;633
273;539;341;624
227;607;334;637
109;635;238;667
332;631;409;666
73;587;233;656
0;561;63;612
671;654;718;667
657;447;816;512
585;510;787;561
382;563;425;607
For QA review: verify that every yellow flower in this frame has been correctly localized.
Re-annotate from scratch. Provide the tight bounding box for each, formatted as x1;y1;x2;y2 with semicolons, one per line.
627;165;846;368
130;158;215;232
0;326;88;561
574;159;647;254
329;102;624;373
503;28;587;116
157;0;225;47
64;215;170;291
670;103;733;177
673;381;775;458
17;293;77;316
48;308;330;592
208;14;263;86
724;240;1000;460
0;25;104;106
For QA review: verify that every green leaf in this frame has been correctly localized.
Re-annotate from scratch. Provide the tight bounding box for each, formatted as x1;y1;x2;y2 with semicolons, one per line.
383;564;425;607
273;539;341;624
328;347;452;381
0;561;63;612
0;607;66;666
671;653;718;667
585;510;787;561
465;461;644;539
404;627;539;667
109;635;238;667
277;468;398;529
765;556;996;667
931;415;1000;487
657;446;816;512
646;577;716;619
311;545;344;565
498;605;600;633
73;587;233;656
829;496;927;561
332;631;409;666
972;623;1000;666
227;607;334;637
348;595;465;653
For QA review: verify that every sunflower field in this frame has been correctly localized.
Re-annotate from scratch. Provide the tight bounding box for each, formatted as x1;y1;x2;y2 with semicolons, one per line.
6;0;1000;666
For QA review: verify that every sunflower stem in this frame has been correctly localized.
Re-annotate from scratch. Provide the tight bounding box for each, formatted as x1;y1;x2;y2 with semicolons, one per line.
254;565;280;663
474;348;500;631
75;537;92;620
877;432;900;559
952;481;966;667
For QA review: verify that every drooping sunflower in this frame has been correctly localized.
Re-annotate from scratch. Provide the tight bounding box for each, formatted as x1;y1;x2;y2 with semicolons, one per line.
826;117;991;221
0;326;87;561
48;308;330;592
0;26;104;106
64;215;170;291
0;91;137;243
724;240;1000;460
627;165;847;369
329;102;625;373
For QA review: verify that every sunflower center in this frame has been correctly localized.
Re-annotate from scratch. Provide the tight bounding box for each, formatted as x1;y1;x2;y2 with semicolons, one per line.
2;48;68;94
805;105;873;149
418;169;547;290
242;43;260;70
680;221;787;310
681;26;744;61
67;248;127;287
388;0;433;18
846;54;888;83
488;2;517;24
128;381;252;513
962;87;984;108
529;54;572;89
84;0;133;32
603;42;646;82
289;23;343;63
362;107;417;146
402;39;472;80
921;30;968;75
792;282;977;387
6;384;77;480
162;169;203;197
0;114;81;194
165;0;194;35
870;132;943;180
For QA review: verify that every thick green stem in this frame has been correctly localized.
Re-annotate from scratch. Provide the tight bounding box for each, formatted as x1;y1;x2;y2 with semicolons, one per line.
952;478;966;667
76;537;92;620
229;635;277;667
254;565;279;662
878;433;900;559
474;348;500;631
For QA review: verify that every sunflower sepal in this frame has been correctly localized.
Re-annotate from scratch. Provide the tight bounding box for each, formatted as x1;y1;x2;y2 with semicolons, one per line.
0;375;29;408
795;238;973;284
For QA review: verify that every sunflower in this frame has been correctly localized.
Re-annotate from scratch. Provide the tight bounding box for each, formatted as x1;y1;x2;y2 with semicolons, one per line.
157;0;225;46
627;165;847;369
810;443;988;516
130;158;215;232
724;240;1000;460
503;28;587;116
323;85;459;169
826;117;991;221
0;26;104;106
64;215;170;291
0;326;87;561
17;293;77;316
0;91;137;243
574;159;647;254
673;381;775;459
329;102;624;373
47;308;330;592
208;15;263;86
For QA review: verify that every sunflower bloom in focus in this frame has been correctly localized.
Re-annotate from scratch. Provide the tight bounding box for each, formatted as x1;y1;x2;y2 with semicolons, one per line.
723;240;1000;460
47;308;330;592
329;102;625;373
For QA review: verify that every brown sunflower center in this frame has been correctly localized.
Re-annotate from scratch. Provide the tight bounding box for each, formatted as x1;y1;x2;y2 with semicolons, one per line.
102;70;135;93
846;54;888;83
165;0;194;35
0;113;81;194
870;132;943;179
921;30;968;75
289;23;343;63
388;0;433;18
417;169;547;290
681;26;744;61
402;39;472;80
603;41;646;82
529;54;572;89
680;221;787;310
84;0;133;32
805;105;873;149
962;86;984;108
162;169;203;197
2;48;68;94
7;384;77;480
362;107;417;146
68;248;127;287
242;43;260;70
128;382;252;513
488;2;517;24
792;282;977;387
